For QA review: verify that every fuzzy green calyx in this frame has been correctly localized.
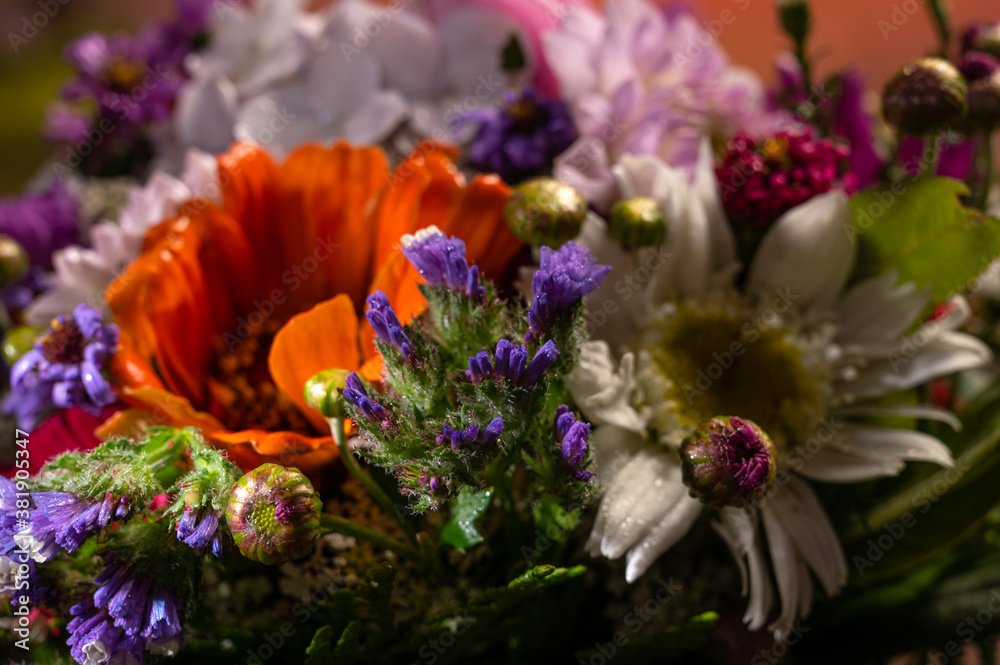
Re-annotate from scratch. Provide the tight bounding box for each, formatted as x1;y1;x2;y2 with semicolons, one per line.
504;177;587;248
607;197;667;249
225;463;321;565
882;57;968;135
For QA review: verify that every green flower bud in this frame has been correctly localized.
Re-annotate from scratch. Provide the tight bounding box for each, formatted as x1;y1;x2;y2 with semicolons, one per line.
882;57;968;136
3;326;41;367
303;368;351;419
0;235;29;289
777;0;810;46
504;177;587;248
679;416;777;509
225;464;321;565
607;197;668;249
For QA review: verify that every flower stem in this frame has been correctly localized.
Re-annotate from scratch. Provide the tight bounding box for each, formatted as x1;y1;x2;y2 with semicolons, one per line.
319;514;422;563
973;133;995;211
328;417;418;544
921;133;940;176
926;0;952;56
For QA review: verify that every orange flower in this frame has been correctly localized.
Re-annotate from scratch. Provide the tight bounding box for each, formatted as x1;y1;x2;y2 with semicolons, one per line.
99;141;521;480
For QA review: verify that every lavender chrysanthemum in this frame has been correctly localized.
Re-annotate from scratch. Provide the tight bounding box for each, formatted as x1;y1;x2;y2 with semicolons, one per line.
401;226;484;299
467;339;559;388
0;181;78;270
554;405;595;481
454;86;576;183
527;242;610;339
4;303;119;430
366;291;414;360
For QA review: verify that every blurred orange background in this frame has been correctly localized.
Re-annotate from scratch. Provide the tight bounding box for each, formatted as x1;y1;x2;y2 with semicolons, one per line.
0;0;996;194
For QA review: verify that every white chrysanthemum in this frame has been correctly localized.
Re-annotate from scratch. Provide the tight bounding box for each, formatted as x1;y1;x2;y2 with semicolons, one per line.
568;139;991;638
25;149;220;325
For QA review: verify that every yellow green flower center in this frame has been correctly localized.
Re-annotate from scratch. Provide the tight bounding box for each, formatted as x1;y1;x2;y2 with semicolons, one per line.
646;303;828;451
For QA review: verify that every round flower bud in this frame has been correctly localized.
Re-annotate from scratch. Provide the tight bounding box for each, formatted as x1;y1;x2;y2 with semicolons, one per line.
0;235;29;289
504;177;587;248
303;368;351;419
2;326;41;367
607;197;668;249
962;22;1000;60
225;464;321;565
882;58;968;136
679;416;777;508
968;73;1000;131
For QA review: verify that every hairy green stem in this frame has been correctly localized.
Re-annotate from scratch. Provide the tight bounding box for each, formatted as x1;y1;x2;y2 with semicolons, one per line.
328;417;418;544
319;514;422;563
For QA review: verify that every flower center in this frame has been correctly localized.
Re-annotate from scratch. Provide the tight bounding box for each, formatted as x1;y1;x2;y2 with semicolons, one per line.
40;319;86;364
104;57;145;93
206;319;314;435
506;97;545;133
645;303;828;451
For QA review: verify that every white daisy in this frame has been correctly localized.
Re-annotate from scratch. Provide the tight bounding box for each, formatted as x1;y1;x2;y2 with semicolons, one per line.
25;149;220;325
567;140;991;638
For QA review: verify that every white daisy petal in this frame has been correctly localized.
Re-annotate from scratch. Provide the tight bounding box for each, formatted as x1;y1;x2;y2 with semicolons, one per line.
586;426;649;555
835;271;931;346
767;477;847;596
693;137;736;272
624;490;702;582
596;447;685;560
744;532;773;631
838;331;990;400
830;425;955;468
568;341;646;433
761;506;800;640
796;447;906;482
746;190;855;312
831;404;961;431
797;557;814;619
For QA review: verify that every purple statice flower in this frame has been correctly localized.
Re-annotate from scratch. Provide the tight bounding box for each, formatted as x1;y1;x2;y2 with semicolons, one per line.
553;405;594;481
467;339;559;388
67;599;144;665
4;303;119;430
527;242;610;339
0;478;21;556
0;180;79;270
401;226;484;299
69;558;185;663
366;291;414;360
454;86;576;184
61;27;182;125
176;508;223;557
545;1;791;208
436;417;503;450
341;372;391;428
17;491;129;562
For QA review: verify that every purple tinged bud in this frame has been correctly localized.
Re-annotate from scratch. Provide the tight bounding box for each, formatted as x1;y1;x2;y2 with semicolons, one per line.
401;226;484;298
553;406;594;480
555;405;573;440
481;417;504;446
366;291;414;361
429;477;441;492
527;242;610;339
679;416;778;508
523;340;559;386
494;339;512;378
341;372;392;427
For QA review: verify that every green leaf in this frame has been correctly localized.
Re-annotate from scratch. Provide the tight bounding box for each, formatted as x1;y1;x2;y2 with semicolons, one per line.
574;612;719;664
304;625;335;665
441;487;493;553
849;177;1000;302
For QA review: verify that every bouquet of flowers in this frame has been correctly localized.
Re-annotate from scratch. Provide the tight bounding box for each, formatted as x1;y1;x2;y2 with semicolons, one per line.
2;0;1000;662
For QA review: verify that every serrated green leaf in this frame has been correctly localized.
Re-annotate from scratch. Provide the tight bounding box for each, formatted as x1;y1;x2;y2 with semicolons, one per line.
304;625;335;665
533;495;579;538
850;177;1000;302
441;487;493;553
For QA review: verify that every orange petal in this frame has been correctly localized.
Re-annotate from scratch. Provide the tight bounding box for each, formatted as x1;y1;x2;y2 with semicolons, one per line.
441;174;521;281
277;143;388;307
106;221;214;405
103;385;226;435
359;354;384;382
208;429;339;480
268;294;361;431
